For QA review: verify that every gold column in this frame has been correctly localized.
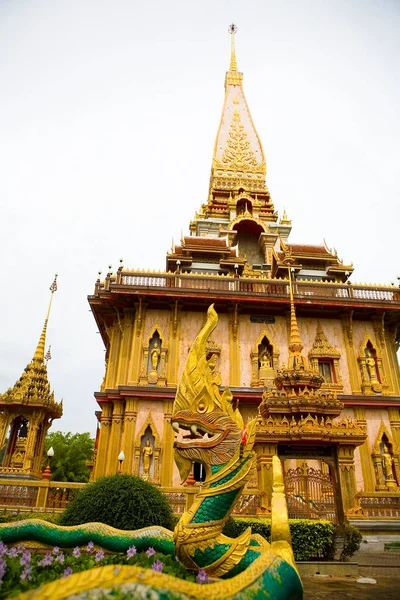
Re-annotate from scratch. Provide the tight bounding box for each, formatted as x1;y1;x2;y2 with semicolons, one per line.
341;314;361;394
229;304;240;386
121;398;138;474
255;443;277;514
337;445;359;513
23;413;41;474
388;408;400;484
105;324;122;389
0;411;10;450
127;300;146;385
94;403;113;479
116;310;135;386
167;301;181;386
386;328;400;394
161;399;174;486
353;407;375;492
106;400;124;475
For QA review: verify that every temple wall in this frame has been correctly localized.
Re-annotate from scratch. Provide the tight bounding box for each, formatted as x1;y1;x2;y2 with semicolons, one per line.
142;310;171;348
135;400;164;443
365;408;391;452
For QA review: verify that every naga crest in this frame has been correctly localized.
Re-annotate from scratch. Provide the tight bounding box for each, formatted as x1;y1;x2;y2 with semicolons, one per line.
172;305;250;483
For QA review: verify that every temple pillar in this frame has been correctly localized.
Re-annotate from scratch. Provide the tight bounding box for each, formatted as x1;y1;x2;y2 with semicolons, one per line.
23;413;41;472
127;300;147;385
94;403;113;479
116;309;135;386
121;398;138;474
386;328;400;394
229;304;240;386
167;301;181;386
372;316;394;394
255;443;277;513
341;314;361;393
353;407;375;492
337;445;359;514
105;323;122;389
106;400;124;474
388;408;400;484
0;410;10;452
161;399;174;486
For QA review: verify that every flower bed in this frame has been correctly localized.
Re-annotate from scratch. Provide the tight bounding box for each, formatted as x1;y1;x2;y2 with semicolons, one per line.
0;541;209;598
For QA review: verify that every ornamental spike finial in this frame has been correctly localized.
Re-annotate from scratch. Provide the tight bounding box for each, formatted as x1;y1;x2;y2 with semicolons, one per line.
33;275;58;363
228;23;238;72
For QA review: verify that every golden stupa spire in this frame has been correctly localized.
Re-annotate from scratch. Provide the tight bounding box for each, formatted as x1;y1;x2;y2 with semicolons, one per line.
286;266;307;369
33;274;58;363
228;23;238;72
0;274;62;415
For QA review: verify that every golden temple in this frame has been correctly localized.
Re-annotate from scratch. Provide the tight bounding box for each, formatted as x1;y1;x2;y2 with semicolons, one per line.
1;28;400;529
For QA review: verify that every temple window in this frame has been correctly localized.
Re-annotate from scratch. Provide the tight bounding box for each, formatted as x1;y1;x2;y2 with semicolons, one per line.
318;360;336;384
308;323;343;391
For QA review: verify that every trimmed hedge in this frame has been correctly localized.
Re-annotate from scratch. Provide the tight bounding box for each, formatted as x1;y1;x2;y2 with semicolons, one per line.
0;511;61;524
222;517;361;561
60;474;175;531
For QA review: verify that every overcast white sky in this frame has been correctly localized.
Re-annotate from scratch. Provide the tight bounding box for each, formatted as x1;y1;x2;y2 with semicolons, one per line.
1;0;399;436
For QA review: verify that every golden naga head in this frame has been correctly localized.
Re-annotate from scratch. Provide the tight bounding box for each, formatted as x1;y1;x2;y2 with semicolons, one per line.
172;305;244;483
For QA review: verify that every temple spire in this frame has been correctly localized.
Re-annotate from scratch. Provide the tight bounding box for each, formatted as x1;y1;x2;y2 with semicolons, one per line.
228;23;238;72
285;265;307;370
33;274;58;363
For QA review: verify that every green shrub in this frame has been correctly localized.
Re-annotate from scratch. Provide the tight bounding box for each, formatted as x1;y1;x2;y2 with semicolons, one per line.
223;517;335;561
340;524;362;558
60;474;174;531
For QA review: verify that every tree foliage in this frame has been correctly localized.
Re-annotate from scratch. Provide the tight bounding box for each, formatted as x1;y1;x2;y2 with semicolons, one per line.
44;431;94;482
60;474;175;531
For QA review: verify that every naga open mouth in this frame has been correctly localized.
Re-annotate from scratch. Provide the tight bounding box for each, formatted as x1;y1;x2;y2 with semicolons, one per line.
171;413;229;449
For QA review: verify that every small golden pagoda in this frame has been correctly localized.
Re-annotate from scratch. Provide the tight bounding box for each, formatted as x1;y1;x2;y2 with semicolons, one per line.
89;27;400;527
0;277;62;479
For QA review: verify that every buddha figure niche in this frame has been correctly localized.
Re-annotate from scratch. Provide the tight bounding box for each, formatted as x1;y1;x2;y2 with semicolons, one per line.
140;426;155;482
381;444;397;490
358;340;383;394
251;335;277;387
139;328;168;386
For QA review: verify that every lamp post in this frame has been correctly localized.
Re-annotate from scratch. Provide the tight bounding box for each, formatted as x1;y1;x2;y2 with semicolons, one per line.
42;446;54;480
118;450;125;473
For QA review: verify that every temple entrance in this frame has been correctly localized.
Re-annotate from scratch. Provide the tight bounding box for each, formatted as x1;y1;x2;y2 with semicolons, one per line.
284;460;337;522
278;445;343;523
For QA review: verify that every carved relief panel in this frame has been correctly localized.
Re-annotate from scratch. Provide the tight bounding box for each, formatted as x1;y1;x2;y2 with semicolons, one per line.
358;333;387;395
371;422;399;491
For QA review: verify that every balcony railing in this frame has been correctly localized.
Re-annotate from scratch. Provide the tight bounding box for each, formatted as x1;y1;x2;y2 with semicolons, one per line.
94;270;400;305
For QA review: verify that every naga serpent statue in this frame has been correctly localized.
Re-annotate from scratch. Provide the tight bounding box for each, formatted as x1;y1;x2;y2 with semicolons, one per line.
0;305;303;600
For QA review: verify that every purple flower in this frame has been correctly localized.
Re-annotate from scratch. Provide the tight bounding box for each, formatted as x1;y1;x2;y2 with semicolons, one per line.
7;547;18;558
146;547;156;557
0;558;6;580
196;569;209;584
20;551;31;566
56;553;65;564
63;567;73;578
126;546;137;559
95;550;105;562
38;553;53;567
16;544;25;555
0;543;7;557
86;541;94;553
20;566;32;581
151;559;164;572
52;546;60;555
72;546;81;558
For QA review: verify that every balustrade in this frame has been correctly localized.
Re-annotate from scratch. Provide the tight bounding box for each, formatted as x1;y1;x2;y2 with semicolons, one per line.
105;271;400;306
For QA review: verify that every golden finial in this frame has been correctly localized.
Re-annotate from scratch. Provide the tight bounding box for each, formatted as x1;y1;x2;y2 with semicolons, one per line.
285;265;305;367
33;274;58;363
228;23;238;72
